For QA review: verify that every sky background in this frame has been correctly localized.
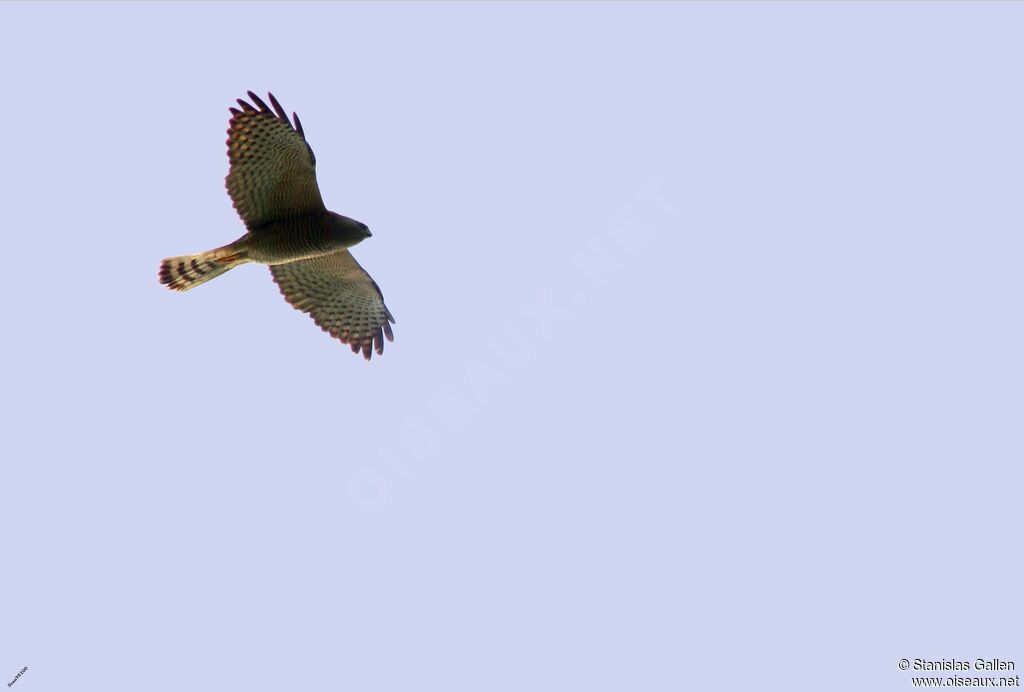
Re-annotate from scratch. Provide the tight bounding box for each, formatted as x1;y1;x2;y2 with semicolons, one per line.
1;2;1022;690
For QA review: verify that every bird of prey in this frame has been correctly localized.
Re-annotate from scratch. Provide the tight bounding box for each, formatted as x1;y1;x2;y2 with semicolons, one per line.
159;91;394;360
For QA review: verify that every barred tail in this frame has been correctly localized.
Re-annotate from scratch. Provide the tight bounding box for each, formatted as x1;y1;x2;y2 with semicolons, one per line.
159;245;248;291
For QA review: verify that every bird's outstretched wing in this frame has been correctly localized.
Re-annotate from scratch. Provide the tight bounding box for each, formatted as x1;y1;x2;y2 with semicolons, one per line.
270;250;395;360
226;91;325;228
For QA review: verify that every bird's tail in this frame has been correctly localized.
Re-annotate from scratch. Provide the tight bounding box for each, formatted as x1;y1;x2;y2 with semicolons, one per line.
159;243;249;291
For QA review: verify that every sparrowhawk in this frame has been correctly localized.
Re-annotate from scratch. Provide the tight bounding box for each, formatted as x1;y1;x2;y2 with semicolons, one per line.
159;91;394;360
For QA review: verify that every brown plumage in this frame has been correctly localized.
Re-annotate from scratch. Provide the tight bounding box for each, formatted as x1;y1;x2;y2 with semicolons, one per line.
158;91;394;360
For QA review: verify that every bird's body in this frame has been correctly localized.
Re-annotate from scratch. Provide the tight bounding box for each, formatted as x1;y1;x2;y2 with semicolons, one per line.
246;211;369;265
159;91;394;360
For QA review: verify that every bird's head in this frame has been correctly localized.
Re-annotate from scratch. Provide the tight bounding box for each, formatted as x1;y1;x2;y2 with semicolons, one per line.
329;211;373;246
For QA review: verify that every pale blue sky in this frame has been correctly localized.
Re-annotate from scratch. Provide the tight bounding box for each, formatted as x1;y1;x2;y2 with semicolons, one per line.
1;2;1022;691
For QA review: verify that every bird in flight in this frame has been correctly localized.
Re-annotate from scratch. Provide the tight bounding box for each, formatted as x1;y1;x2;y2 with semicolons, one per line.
159;91;394;360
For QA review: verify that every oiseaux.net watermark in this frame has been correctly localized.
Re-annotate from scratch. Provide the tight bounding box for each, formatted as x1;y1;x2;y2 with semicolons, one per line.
899;658;1018;688
347;176;677;510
